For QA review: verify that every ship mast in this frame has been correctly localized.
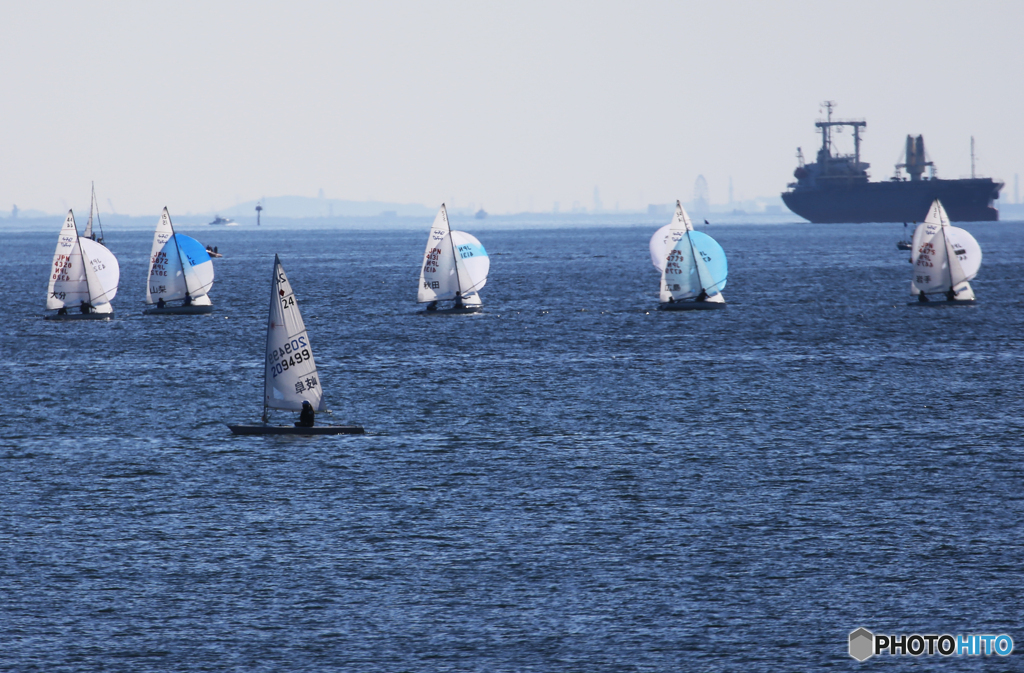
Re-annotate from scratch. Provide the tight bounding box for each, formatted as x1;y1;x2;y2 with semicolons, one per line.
816;100;866;166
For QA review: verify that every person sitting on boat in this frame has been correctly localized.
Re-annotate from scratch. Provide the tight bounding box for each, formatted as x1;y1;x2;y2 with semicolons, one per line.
295;400;315;427
918;291;929;303
80;300;92;314
157;297;166;309
183;292;192;306
453;291;464;309
696;290;708;302
57;306;68;315
426;301;438;311
946;289;956;301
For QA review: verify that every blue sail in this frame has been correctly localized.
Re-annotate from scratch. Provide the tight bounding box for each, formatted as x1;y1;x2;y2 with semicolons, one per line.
689;231;727;294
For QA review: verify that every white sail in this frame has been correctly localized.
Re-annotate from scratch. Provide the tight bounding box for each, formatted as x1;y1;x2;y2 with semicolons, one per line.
651;202;693;272
264;255;325;413
418;204;454;302
911;200;981;299
46;211;87;309
146;208;215;304
451;230;489;295
80;238;119;310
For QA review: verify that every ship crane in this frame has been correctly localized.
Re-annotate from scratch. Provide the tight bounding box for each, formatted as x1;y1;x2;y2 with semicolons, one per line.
895;135;934;181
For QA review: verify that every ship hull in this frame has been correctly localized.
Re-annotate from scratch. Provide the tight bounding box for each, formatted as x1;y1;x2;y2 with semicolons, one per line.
782;178;1001;223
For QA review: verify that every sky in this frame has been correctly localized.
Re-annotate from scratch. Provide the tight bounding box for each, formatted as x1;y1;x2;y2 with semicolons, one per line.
2;0;1023;215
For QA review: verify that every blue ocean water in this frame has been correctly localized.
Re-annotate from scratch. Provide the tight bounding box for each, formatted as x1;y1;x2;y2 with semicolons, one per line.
2;219;1023;671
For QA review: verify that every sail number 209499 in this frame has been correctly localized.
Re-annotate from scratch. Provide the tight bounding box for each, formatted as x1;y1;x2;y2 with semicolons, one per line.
268;335;310;378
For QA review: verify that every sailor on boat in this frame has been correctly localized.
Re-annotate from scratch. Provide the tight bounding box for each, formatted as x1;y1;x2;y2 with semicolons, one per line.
157;297;166;309
295;400;315;428
453;291;464;309
80;300;92;314
183;292;192;306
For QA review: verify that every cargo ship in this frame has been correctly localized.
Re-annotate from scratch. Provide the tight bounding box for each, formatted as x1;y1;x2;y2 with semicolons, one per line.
782;102;1002;223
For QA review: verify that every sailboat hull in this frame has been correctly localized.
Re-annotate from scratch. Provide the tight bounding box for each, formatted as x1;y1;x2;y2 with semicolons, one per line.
420;306;482;315
144;305;215;315
907;300;977;307
657;300;726;311
45;312;114;321
227;423;365;435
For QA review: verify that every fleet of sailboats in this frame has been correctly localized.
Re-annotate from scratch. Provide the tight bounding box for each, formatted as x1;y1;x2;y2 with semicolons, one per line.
38;194;992;433
910;200;982;305
418;204;490;313
650;201;728;310
45;210;120;320
228;255;364;435
143;208;216;314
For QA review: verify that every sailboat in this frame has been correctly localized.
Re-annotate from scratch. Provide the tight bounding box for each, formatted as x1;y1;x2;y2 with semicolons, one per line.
82;182;106;245
418;203;490;313
650;201;727;310
45;210;120;320
896;222;912;250
228;255;364;435
910;200;981;305
143;208;216;314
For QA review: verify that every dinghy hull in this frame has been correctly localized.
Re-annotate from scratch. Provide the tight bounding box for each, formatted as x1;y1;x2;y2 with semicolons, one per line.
907;300;977;307
144;305;215;315
45;312;114;320
657;301;726;311
420;307;482;315
227;423;365;435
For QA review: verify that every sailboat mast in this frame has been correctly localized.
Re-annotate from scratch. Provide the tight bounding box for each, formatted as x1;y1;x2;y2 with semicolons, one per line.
445;207;463;296
685;229;707;292
72;213;94;305
92;183;105;241
941;223;956;295
262;258;277;423
167;215;194;297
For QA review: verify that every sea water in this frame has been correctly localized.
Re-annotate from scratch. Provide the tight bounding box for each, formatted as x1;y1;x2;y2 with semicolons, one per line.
2;220;1022;671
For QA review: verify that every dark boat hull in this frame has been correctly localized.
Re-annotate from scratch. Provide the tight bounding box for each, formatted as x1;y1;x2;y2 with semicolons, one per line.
45;312;114;321
782;177;1001;223
144;305;215;315
420;307;482;315
227;424;365;435
657;300;726;311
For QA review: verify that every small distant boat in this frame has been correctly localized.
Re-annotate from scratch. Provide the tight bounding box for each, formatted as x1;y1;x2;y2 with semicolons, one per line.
82;182;106;246
208;215;238;226
418;204;490;313
896;222;912;250
205;245;222;258
228;255;365;435
910;200;981;305
475;207;488;219
650;201;727;310
45;210;119;320
144;208;215;314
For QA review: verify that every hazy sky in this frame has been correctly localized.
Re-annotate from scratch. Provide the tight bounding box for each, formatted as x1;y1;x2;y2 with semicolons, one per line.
3;1;1022;215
